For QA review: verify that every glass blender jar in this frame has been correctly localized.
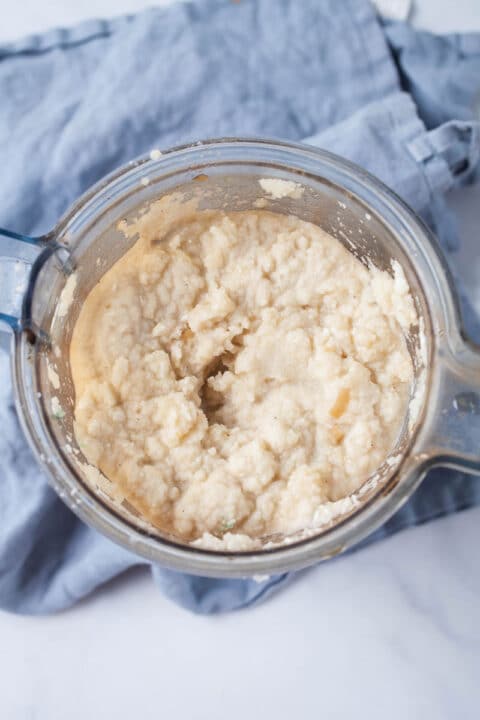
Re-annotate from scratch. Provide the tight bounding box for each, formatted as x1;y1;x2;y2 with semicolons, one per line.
1;138;479;577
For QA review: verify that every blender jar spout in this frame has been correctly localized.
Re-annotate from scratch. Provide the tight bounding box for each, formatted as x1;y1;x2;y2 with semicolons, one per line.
0;227;72;338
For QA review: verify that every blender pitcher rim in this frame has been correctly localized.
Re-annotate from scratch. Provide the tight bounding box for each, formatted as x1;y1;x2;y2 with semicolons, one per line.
4;136;479;575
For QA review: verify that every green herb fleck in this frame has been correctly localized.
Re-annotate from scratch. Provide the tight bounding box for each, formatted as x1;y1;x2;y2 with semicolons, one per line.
218;518;236;535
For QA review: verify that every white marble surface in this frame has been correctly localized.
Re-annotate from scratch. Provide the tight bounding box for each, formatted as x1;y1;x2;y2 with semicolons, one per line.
1;2;479;719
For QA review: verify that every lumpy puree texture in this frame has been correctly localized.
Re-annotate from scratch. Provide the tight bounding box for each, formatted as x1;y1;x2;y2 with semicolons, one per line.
71;209;416;550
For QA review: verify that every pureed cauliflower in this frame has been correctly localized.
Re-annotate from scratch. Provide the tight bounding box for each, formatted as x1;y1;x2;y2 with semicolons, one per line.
70;198;417;551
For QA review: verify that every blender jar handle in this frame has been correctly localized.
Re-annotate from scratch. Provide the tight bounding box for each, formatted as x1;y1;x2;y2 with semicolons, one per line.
422;334;480;474
0;227;71;336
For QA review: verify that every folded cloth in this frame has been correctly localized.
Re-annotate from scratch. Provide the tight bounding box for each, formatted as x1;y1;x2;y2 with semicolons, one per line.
0;0;479;615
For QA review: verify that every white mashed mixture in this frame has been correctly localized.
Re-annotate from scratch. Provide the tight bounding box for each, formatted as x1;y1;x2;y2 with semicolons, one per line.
71;207;416;550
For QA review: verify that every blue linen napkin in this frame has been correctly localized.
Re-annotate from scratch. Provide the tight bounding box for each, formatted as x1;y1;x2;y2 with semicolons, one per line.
0;0;479;615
